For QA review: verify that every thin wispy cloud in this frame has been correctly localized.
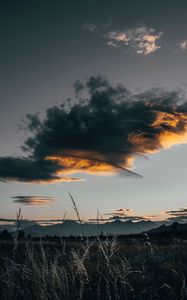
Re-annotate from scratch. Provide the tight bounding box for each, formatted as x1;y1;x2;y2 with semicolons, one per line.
104;208;148;222
83;23;163;55
82;22;98;33
82;21;112;33
102;207;187;223
165;207;187;222
12;196;55;206
142;207;187;223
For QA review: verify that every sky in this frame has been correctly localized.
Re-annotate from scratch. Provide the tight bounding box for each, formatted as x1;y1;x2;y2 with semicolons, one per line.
1;0;187;223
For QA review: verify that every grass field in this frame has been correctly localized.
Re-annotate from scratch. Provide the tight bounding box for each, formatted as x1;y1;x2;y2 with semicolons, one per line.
0;233;187;300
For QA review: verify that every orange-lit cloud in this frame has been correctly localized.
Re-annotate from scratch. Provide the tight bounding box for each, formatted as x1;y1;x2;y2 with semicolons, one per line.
24;176;84;184
46;154;115;175
128;110;187;156
45;149;136;179
45;109;187;181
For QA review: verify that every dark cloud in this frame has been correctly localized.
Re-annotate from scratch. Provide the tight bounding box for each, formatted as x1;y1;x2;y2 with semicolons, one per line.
1;76;187;184
166;208;187;214
12;196;55;206
165;208;187;222
108;215;148;221
0;218;17;223
0;218;64;224
73;80;85;95
0;218;38;228
0;157;82;183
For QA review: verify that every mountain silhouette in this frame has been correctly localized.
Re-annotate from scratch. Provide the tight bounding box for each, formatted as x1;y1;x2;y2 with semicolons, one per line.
23;219;158;237
148;222;187;234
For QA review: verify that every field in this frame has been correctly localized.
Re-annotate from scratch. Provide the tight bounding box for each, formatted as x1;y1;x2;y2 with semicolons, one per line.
0;234;187;300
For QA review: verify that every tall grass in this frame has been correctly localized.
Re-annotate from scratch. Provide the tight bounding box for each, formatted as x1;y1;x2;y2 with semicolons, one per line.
1;235;187;300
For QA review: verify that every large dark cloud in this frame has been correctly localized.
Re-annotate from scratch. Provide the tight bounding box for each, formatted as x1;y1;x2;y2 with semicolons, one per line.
1;76;187;183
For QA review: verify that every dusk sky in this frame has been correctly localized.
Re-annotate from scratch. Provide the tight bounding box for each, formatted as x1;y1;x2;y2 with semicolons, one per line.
1;0;187;223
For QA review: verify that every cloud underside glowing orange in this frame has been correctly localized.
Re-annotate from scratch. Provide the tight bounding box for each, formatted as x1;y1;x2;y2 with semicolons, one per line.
129;110;187;153
41;110;187;183
46;154;133;176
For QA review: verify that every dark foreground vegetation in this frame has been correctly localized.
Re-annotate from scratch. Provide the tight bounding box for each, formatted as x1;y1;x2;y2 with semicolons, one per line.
0;231;187;300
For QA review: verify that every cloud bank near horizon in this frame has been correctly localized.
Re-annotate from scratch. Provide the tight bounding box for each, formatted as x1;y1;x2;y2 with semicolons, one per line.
1;76;187;184
1;206;187;224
